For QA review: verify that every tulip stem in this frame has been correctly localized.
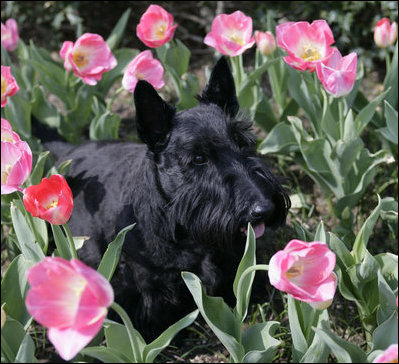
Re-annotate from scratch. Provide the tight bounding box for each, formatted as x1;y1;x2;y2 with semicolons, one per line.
385;51;391;71
236;264;269;306
106;86;125;111
62;224;78;259
110;302;142;363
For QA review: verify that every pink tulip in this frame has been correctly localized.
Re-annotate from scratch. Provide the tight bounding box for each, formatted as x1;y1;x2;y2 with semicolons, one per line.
316;47;357;98
276;20;335;72
136;4;177;48
23;174;74;225
255;30;276;55
122;50;165;93
374;18;398;48
204;11;255;57
373;344;398;363
60;33;117;86
1;18;19;52
26;257;114;361
268;240;337;308
1;65;19;107
1;119;32;194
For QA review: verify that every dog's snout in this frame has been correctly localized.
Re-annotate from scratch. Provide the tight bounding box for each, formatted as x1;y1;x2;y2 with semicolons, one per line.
250;202;275;221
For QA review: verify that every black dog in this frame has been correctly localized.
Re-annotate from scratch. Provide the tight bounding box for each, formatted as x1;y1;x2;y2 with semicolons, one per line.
46;57;290;341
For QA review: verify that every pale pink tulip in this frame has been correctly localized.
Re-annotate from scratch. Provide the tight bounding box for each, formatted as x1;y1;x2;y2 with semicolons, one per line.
255;30;276;55
268;240;337;307
276;20;335;72
1;18;19;52
316;47;357;97
136;4;177;48
204;11;255;57
1;120;32;194
1;65;19;107
60;33;117;86
26;257;114;361
122;50;165;93
373;344;398;363
374;18;398;48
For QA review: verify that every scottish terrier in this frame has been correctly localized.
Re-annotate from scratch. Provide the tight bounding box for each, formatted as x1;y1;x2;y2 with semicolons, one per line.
47;57;290;341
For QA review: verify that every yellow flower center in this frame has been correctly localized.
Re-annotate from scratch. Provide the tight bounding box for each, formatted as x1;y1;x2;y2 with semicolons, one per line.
229;33;244;46
73;51;88;68
1;164;13;184
285;263;303;279
301;45;321;62
155;24;167;40
46;200;59;209
1;76;7;96
1;131;14;143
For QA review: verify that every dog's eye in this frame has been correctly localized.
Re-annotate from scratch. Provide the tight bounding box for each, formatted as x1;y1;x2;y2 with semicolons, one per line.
192;154;208;165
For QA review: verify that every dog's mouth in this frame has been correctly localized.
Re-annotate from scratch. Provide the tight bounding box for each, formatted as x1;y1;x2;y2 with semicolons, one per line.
240;222;266;239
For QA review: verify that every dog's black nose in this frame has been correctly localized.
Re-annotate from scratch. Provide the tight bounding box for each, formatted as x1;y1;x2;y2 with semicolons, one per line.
250;202;275;221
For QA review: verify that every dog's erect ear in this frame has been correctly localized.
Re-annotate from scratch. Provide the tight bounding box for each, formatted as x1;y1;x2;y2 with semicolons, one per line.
197;56;239;118
134;80;176;151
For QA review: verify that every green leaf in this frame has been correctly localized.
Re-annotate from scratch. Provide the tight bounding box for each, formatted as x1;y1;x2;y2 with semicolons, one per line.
182;271;245;363
254;95;279;132
258;122;298;155
4;93;32;139
14;333;38;363
30;85;61;129
378;101;398;144
374;252;398;291
314;321;368;363
314;221;327;242
328;233;354;269
89;111;121;140
376;270;397;325
332;138;364;177
354;88;390;135
233;223;256;321
29;151;50;186
106;8;131;51
104;320;146;362
159;39;191;78
10;202;45;262
1;255;34;327
372;311;398;351
97;224;135;281
51;224;72;260
287;296;309;362
81;346;130;363
143;310;199;363
242;322;280;363
383;42;398;109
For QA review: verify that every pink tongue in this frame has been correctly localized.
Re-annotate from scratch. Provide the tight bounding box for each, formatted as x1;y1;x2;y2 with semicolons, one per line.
245;222;265;238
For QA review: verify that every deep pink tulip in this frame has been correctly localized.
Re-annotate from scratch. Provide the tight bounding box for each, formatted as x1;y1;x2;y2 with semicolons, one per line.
136;4;177;48
204;11;255;57
268;240;337;308
23;174;74;225
373;344;398;363
255;30;276;55
60;33;117;86
316;47;358;98
276;20;335;72
1;65;19;107
1;18;19;52
1;119;32;194
26;257;114;361
122;50;165;93
374;18;398;48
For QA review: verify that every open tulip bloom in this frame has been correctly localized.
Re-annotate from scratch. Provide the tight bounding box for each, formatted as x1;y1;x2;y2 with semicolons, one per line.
136;4;177;48
26;257;114;361
276;20;335;72
316;47;358;98
204;11;255;57
23;174;74;225
1;65;19;107
60;33;117;86
1;118;32;194
373;344;398;363
268;240;337;308
1;18;19;52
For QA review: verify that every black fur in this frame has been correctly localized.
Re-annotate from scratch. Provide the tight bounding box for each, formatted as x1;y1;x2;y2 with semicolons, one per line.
45;57;290;341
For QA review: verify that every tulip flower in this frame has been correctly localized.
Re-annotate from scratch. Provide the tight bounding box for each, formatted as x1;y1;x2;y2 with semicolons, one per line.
26;257;114;361
373;344;398;363
23;174;74;225
136;4;177;48
374;18;398;48
204;11;255;57
1;65;19;107
316;47;358;98
255;30;276;55
122;50;165;93
60;33;117;86
276;20;335;72
1;18;19;52
268;239;337;308
1;119;32;194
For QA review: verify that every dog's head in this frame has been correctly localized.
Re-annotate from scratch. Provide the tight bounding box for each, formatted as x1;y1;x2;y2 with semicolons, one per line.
134;57;290;246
